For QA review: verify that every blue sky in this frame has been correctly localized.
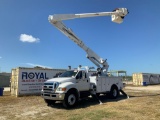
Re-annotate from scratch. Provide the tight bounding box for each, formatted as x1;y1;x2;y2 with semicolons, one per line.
0;0;160;75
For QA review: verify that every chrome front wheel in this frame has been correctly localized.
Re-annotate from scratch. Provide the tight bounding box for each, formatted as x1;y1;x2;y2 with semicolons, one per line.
63;91;78;108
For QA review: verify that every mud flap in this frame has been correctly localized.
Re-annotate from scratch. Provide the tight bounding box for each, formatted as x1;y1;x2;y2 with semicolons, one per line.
120;89;129;99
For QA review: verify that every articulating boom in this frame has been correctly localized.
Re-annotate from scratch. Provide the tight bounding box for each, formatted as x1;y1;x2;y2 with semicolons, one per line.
49;8;128;76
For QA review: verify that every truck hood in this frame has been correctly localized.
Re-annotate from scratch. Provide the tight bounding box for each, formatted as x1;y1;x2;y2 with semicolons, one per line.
46;77;75;83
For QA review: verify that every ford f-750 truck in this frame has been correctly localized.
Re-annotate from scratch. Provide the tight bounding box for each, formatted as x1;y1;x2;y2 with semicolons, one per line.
41;8;129;108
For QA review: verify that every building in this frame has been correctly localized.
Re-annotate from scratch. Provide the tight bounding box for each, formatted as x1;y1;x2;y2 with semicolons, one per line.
0;72;11;87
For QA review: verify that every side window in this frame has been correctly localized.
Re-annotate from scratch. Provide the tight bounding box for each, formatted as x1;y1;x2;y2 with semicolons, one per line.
82;71;86;79
76;71;82;79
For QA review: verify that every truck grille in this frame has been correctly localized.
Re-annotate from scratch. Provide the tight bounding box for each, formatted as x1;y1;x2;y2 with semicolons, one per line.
43;83;54;93
42;82;59;94
43;86;53;91
41;82;64;100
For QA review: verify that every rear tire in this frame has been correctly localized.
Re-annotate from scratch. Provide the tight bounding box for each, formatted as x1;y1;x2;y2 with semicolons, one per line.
63;91;78;108
109;86;119;99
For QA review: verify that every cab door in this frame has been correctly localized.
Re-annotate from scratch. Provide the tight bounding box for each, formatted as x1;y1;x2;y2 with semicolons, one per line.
76;71;90;91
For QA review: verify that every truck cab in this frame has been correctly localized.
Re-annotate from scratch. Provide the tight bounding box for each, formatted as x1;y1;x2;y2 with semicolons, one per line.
41;69;91;108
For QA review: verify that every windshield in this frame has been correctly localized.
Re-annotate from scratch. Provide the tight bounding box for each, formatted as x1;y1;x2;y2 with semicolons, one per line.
59;71;77;77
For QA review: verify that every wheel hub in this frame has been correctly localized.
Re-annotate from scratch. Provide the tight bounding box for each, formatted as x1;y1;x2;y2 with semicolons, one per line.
68;94;76;105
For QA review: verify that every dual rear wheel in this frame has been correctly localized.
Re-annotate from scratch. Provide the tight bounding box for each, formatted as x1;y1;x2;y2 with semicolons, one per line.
109;86;119;99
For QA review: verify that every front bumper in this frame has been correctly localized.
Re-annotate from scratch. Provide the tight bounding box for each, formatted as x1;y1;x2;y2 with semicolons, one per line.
41;91;65;101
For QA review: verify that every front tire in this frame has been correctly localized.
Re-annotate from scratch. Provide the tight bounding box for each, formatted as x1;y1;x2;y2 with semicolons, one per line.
63;91;78;108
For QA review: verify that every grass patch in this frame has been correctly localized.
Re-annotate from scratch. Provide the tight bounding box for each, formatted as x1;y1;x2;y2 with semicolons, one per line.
68;109;116;120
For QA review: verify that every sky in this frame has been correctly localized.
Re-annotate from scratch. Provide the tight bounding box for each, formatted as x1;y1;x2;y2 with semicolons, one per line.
0;0;160;75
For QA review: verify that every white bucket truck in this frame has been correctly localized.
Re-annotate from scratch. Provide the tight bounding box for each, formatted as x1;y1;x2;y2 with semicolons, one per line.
41;8;129;108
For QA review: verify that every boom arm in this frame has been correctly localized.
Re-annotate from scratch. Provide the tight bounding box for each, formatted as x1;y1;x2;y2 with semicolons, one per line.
49;8;128;76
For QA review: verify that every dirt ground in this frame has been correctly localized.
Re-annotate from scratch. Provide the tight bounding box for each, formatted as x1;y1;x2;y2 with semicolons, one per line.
125;84;160;91
0;85;160;120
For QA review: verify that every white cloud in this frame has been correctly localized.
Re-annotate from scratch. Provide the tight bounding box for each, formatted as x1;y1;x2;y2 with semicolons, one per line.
0;56;2;59
19;34;40;43
26;63;53;69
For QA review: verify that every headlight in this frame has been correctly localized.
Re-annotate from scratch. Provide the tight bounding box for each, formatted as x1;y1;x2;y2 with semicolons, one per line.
56;87;67;91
